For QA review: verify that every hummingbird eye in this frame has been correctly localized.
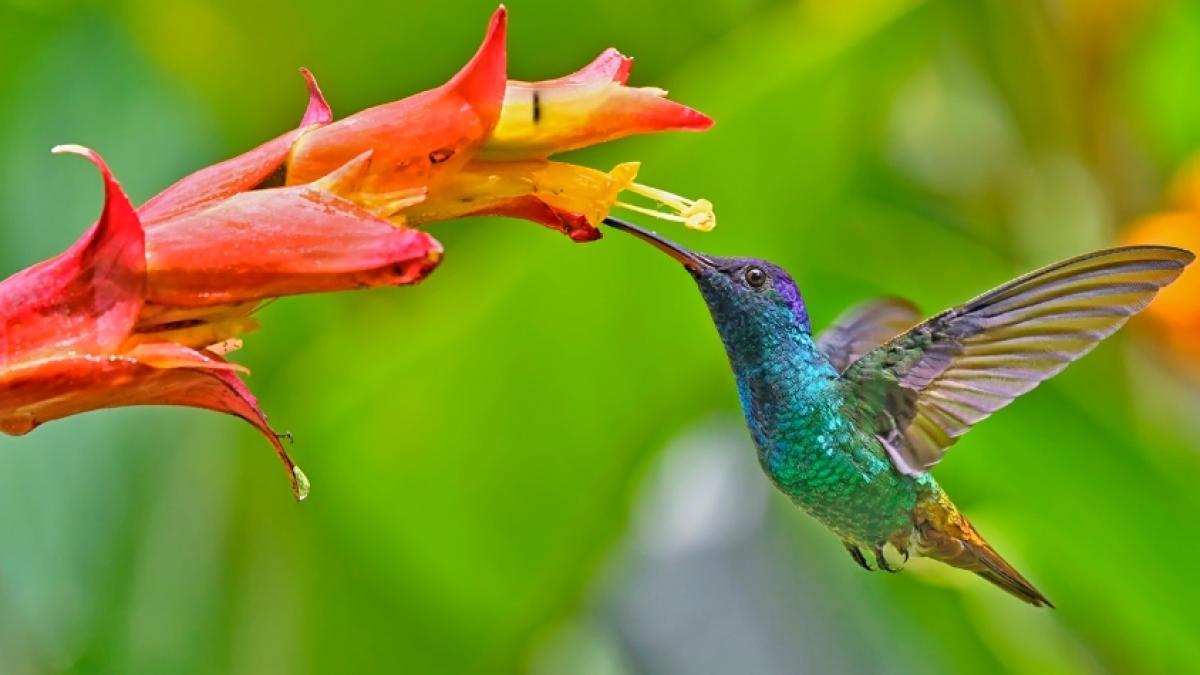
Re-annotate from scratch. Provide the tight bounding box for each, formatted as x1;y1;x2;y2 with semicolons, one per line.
744;266;767;288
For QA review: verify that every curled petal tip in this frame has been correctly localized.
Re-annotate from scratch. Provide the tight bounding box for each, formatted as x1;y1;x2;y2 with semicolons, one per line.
579;48;634;85
447;5;508;106
299;67;333;127
51;143;143;246
50;143;89;156
51;144;112;178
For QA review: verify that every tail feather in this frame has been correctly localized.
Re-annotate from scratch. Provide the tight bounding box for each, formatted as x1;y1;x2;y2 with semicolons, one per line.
960;538;1053;608
915;493;1052;608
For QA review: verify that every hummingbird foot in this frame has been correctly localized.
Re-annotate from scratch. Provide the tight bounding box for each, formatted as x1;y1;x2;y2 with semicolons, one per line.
843;542;875;571
873;542;909;573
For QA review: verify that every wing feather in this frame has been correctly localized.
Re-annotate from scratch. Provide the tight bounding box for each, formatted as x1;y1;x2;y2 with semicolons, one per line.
841;246;1193;475
815;297;922;373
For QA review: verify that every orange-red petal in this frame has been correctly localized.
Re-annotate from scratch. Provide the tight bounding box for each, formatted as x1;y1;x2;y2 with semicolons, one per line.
0;344;306;499
284;7;508;193
143;152;443;307
0;146;144;366
467;197;600;242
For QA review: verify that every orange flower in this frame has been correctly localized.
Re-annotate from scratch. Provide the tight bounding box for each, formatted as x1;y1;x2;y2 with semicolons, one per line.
1121;209;1200;370
1119;153;1200;375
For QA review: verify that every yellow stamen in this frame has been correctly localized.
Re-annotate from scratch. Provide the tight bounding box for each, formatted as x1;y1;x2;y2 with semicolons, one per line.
617;181;716;232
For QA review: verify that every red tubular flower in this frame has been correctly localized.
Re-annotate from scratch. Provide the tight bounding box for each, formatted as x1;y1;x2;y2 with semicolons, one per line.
135;6;713;262
0;147;309;499
278;7;714;242
2;6;717;499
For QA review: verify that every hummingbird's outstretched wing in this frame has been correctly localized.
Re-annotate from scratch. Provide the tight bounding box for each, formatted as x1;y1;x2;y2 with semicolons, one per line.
816;297;923;373
839;246;1193;475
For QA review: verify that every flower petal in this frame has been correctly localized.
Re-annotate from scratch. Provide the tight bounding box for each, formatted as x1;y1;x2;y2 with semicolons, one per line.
284;7;508;192
479;48;712;160
0;343;307;499
138;69;334;225
299;67;334;127
0;146;144;367
143;152;443;307
471;197;601;242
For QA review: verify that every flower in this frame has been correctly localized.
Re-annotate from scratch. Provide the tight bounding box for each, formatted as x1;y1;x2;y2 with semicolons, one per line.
1122;212;1200;326
116;5;713;347
130;6;714;299
0;144;457;499
282;7;715;242
1;6;717;499
0;148;311;497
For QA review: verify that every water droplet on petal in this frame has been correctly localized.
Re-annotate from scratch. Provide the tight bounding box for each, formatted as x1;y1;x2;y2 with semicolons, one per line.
292;465;311;501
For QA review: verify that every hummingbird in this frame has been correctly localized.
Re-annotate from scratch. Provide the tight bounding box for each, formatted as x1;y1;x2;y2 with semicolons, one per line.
604;216;1193;606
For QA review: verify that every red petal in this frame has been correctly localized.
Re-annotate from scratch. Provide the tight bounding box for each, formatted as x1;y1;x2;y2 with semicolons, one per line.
538;48;633;87
0;146;144;366
299;67;334;127
444;6;509;112
138;68;334;225
0;344;306;499
143;153;443;307
284;7;508;191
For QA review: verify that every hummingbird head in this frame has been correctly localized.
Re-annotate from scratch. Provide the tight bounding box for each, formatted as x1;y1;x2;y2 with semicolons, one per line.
605;218;812;354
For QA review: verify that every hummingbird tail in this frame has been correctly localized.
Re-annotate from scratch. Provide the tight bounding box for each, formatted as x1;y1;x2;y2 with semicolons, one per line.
915;493;1053;608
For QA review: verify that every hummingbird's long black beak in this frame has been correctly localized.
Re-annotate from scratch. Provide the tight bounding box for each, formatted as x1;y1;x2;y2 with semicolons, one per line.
602;217;713;272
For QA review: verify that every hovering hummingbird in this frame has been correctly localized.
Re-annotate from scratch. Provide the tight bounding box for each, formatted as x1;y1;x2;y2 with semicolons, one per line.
605;216;1193;607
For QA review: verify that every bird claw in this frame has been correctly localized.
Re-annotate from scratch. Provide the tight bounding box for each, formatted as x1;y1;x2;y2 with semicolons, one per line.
844;543;874;571
846;541;909;573
873;543;909;573
874;547;897;572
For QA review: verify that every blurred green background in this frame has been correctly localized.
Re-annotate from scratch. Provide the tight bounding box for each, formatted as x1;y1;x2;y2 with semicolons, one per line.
3;0;1200;673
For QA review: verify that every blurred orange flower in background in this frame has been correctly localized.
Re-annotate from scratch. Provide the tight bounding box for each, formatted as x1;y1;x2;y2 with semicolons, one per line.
1121;156;1200;372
